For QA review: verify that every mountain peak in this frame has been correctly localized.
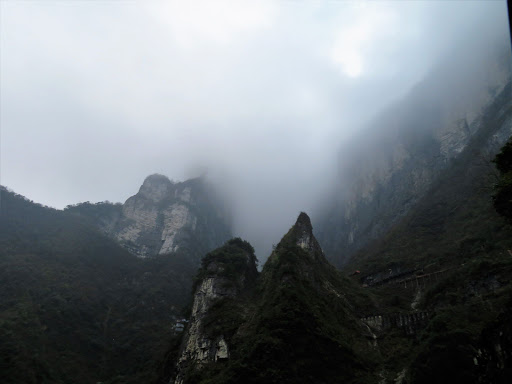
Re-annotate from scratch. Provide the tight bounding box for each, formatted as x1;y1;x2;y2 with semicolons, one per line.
295;211;313;234
268;212;325;264
292;212;323;258
142;173;172;185
139;174;172;202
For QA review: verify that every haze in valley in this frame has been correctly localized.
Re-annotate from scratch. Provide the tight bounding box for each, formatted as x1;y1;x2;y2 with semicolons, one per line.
1;0;510;259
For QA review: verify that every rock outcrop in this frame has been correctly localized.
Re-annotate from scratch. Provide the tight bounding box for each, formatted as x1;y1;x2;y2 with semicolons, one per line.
67;174;231;259
316;39;512;267
169;213;377;384
173;238;258;384
289;212;325;261
163;211;512;384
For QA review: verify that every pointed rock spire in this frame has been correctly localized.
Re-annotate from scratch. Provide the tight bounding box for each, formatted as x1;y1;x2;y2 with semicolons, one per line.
277;212;326;263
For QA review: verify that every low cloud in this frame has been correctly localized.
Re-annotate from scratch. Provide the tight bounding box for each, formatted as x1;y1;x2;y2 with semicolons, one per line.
1;1;509;259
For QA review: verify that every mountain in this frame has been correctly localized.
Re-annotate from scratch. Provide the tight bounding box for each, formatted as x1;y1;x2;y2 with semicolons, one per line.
163;210;512;384
3;38;512;384
166;213;378;384
342;90;512;276
316;39;512;267
297;35;512;384
0;175;232;384
3;127;512;384
172;237;258;384
65;174;231;260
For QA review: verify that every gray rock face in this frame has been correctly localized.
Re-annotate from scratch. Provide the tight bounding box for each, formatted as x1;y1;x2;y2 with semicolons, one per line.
316;42;512;267
173;241;257;384
292;212;326;263
76;174;231;259
139;174;173;202
173;276;233;384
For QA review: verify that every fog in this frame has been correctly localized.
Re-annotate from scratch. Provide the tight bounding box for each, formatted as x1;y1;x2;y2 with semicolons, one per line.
1;1;510;260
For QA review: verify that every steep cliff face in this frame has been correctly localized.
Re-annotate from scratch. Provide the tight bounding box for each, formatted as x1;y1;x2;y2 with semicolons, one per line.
316;41;512;267
173;238;258;384
66;175;231;259
293;212;324;259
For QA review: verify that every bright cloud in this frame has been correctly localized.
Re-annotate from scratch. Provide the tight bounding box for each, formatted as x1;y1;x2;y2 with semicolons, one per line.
1;0;508;259
143;0;278;47
330;4;399;78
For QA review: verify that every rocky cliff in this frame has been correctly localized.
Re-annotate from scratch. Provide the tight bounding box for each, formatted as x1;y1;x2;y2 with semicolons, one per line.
167;213;378;384
172;238;258;384
66;174;231;259
159;205;512;384
316;40;512;267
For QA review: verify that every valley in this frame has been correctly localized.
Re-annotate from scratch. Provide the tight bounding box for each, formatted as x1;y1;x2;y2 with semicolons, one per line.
1;2;511;383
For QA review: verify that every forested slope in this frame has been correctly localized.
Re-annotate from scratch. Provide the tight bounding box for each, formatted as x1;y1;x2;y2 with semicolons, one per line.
0;188;197;383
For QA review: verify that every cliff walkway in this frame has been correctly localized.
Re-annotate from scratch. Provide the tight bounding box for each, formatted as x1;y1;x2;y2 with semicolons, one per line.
361;311;432;335
365;267;459;289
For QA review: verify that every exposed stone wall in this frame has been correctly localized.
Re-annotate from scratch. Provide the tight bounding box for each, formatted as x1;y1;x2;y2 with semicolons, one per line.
173;276;235;384
159;203;197;255
78;174;231;259
172;243;257;384
316;44;512;267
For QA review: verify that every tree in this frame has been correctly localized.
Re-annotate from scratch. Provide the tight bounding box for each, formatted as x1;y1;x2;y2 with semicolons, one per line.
492;139;512;220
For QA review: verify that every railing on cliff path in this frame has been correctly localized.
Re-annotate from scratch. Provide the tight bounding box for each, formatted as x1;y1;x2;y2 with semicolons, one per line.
361;311;432;335
365;266;460;289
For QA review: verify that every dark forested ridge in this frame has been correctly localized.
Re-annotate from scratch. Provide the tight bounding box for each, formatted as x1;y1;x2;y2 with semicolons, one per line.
164;208;512;384
0;187;198;383
492;138;512;220
168;213;378;384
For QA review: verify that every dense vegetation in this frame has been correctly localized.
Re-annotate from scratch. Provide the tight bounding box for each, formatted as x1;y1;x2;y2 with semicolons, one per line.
346;82;512;277
0;188;198;384
196;237;258;288
493;138;512;220
194;237;259;339
340;106;512;382
169;89;512;382
226;231;373;384
4;120;512;383
2;85;512;382
176;214;378;384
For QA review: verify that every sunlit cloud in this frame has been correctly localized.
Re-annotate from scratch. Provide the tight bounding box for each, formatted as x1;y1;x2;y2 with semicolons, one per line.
330;4;399;78
1;0;508;259
143;0;278;47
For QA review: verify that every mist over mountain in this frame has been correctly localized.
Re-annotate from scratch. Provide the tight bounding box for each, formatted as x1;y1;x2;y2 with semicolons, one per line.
2;2;512;383
1;1;509;262
314;26;512;266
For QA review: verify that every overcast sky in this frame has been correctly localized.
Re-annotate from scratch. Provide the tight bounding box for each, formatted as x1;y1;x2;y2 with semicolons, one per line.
1;0;509;258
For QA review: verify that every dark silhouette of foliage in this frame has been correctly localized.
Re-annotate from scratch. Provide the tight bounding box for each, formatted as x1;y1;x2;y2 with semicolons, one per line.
0;188;198;384
493;138;512;220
